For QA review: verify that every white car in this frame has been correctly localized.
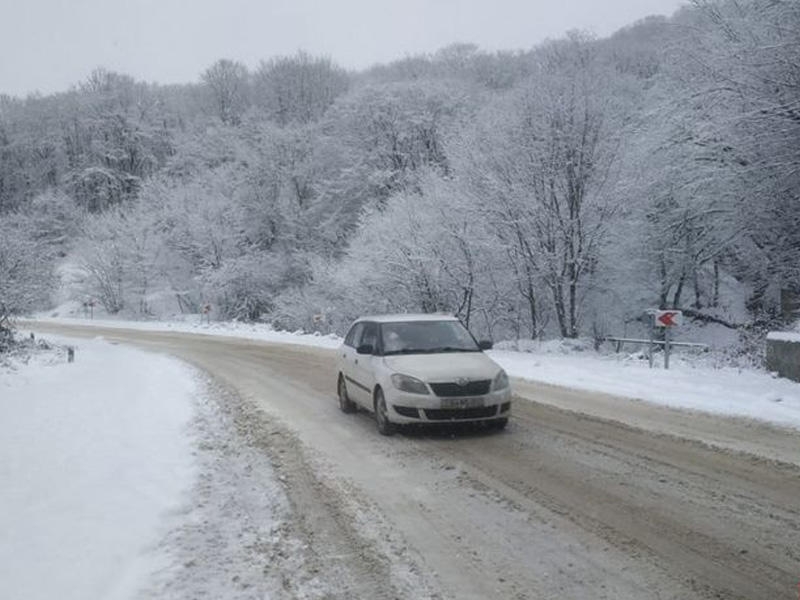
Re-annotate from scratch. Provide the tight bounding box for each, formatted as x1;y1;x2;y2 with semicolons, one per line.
336;314;512;435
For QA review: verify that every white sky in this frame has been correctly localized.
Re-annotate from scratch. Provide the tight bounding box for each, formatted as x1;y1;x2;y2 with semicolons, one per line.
0;0;687;97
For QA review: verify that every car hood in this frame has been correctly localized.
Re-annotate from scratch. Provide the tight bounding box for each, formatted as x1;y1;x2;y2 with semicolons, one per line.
382;352;500;382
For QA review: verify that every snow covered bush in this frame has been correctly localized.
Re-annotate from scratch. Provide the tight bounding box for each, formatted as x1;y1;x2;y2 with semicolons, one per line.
0;213;57;317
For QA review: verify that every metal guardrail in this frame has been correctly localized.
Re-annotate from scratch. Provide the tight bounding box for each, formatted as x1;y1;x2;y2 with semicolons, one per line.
601;337;709;352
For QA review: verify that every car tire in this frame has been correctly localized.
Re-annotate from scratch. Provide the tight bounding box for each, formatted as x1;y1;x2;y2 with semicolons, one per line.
374;388;396;436
337;375;356;413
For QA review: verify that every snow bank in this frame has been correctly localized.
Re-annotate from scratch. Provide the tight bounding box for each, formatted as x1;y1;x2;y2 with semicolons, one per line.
489;348;800;431
766;331;800;343
30;313;343;349
0;337;197;600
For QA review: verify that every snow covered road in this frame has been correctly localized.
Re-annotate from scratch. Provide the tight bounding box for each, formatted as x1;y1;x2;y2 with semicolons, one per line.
27;315;800;432
18;322;800;600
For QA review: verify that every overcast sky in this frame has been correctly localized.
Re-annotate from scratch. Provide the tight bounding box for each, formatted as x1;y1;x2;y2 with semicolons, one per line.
1;0;686;97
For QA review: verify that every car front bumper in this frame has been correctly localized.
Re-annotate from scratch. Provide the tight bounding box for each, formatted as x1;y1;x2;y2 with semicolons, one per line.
386;388;512;424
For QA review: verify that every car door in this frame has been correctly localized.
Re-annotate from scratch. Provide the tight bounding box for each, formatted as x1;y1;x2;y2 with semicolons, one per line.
340;322;364;401
350;321;378;408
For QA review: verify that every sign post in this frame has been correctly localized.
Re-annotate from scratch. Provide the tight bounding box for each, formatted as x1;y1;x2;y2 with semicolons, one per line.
83;298;96;319
654;310;682;370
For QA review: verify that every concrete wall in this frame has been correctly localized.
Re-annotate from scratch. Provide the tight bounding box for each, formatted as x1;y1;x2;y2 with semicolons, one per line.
766;336;800;383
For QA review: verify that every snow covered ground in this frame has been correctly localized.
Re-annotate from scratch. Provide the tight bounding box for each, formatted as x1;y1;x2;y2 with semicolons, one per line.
1;331;364;600
491;340;800;431
5;316;799;598
0;336;198;600
767;331;800;343
24;313;800;431
34;307;342;349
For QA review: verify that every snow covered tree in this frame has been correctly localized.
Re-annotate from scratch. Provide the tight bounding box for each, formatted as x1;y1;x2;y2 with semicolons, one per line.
688;0;800;317
323;81;470;202
202;59;249;125
621;1;800;322
0;213;57;316
455;33;641;337
3;5;797;343
253;52;350;125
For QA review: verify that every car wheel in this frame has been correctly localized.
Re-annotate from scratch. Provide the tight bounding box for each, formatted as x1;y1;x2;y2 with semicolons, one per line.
337;375;356;413
374;388;396;436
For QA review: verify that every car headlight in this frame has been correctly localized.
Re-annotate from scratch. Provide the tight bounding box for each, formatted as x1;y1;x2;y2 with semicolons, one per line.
391;373;429;395
492;370;509;391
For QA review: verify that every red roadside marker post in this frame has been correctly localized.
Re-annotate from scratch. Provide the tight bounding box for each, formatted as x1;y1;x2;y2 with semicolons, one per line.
654;310;683;369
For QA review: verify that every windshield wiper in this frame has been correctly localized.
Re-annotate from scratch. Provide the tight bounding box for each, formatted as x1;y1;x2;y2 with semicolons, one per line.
383;348;429;356
422;347;477;353
384;347;478;356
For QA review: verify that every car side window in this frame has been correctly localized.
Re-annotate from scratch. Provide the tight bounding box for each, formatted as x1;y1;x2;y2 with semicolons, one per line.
344;323;363;348
360;322;377;351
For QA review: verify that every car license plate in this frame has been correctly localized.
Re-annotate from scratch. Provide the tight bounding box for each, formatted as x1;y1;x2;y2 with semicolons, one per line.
441;397;484;409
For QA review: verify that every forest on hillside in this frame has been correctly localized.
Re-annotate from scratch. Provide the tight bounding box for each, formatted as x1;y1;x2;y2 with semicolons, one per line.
1;0;798;348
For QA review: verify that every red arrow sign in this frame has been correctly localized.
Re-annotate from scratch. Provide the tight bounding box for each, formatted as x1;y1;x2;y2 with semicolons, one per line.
655;310;682;327
658;312;677;326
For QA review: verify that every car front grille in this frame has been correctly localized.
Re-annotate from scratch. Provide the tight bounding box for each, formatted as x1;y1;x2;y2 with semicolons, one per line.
429;380;491;397
423;406;498;421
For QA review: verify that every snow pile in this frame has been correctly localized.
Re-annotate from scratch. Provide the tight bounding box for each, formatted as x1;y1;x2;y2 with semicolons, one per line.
496;337;595;354
0;335;65;371
767;331;800;343
31;312;343;349
0;336;197;600
489;346;800;430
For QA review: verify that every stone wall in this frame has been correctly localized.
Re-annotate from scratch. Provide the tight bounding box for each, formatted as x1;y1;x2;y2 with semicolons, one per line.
766;333;800;383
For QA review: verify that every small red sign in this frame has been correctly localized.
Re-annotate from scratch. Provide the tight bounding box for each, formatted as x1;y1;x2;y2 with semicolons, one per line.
655;310;682;327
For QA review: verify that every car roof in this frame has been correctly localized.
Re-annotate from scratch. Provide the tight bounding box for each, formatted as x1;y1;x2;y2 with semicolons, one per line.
354;313;459;324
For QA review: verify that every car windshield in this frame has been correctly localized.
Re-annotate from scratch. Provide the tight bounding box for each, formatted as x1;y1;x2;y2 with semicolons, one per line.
380;320;479;355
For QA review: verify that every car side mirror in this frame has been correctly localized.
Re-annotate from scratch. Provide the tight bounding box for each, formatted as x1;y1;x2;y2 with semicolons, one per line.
478;340;493;351
356;343;374;355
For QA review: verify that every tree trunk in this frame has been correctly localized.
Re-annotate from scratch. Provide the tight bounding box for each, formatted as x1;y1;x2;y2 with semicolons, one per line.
524;262;538;339
659;255;669;308
672;271;686;309
551;280;568;338
568;278;578;338
712;260;720;308
692;267;702;309
526;282;538;340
